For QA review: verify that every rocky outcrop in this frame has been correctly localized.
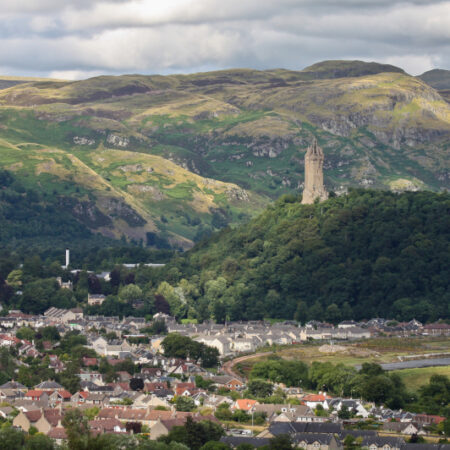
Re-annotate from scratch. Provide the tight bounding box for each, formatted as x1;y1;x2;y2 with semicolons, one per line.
106;134;129;147
73;136;95;146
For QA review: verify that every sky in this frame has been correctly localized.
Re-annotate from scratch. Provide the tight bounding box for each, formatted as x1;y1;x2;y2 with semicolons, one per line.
0;0;449;80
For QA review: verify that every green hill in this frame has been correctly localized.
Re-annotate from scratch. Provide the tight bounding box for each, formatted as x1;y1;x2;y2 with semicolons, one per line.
300;60;405;79
418;69;450;90
418;69;450;104
164;190;450;323
0;60;449;247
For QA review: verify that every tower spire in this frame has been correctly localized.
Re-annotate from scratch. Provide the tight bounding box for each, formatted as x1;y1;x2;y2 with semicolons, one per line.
301;138;328;204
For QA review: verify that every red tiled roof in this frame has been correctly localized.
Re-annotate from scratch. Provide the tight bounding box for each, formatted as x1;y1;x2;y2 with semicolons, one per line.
302;394;331;402
47;427;67;439
235;399;257;411
25;390;46;398
24;410;42;422
89;418;124;432
144;382;168;392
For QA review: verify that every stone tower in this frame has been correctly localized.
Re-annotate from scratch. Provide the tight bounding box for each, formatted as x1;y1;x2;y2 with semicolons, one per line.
301;138;328;204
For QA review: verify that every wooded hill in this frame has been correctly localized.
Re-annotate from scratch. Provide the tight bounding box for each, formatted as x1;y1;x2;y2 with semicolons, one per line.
166;189;450;322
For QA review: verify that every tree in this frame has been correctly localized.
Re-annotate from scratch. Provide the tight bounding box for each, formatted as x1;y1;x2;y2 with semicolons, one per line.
15;327;35;341
130;378;144;391
248;380;274;398
62;409;90;450
441;418;450;436
338;405;352;420
176;396;195;412
268;434;294;450
0;424;25;450
24;433;55;450
155;294;171;314
160;417;224;450
200;442;229;450
119;284;143;303
359;363;384;377
39;326;61;342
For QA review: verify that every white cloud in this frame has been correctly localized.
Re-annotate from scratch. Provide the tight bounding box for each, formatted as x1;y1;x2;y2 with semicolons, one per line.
0;0;448;77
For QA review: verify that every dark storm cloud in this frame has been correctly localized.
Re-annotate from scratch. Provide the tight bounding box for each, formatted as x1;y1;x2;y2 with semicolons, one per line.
0;0;448;79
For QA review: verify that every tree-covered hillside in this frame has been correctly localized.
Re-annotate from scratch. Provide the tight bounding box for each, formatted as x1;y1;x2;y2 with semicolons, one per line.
166;190;450;323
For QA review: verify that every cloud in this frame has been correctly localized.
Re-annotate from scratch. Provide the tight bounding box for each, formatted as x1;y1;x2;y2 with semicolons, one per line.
0;0;448;78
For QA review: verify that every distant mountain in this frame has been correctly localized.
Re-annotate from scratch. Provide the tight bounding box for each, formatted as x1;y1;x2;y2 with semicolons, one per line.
418;69;450;104
418;69;450;90
0;60;449;247
300;60;405;79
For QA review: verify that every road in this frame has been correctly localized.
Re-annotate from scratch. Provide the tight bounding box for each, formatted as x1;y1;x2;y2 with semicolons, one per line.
376;357;450;371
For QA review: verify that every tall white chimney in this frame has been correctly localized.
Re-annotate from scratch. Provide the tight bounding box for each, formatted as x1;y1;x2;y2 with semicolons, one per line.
65;249;70;268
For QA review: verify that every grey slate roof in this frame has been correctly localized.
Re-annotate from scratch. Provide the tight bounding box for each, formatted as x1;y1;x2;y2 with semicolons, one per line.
269;421;343;436
221;436;271;448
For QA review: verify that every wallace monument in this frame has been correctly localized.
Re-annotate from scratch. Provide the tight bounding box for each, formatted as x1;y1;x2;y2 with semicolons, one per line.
302;139;328;204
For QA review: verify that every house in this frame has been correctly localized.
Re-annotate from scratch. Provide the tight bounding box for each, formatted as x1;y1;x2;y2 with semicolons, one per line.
82;357;99;367
0;381;27;392
13;409;42;431
13;408;62;434
48;390;72;405
0;388;24;402
361;436;405;450
71;391;89;404
221;436;271;448
44;307;83;323
414;414;446;425
194;336;231;356
0;406;14;419
324;398;369;418
25;390;49;402
263;421;343;438
47;427;67;445
34;380;64;392
144;382;168;394
89;418;126;434
232;399;258;412
382;422;423;436
88;294;106;306
252;404;315;423
302;393;332;409
421;323;450;336
293;432;343;450
77;370;103;384
211;375;245;391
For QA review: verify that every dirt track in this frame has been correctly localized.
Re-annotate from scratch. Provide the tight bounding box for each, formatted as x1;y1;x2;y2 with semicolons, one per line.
222;352;270;379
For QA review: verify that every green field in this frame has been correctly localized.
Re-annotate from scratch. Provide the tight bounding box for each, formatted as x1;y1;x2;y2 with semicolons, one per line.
392;366;450;391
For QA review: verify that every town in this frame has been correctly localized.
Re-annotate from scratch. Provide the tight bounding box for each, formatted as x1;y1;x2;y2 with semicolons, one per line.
0;294;448;448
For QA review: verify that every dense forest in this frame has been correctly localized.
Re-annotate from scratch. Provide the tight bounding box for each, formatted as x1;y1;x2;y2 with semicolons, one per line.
163;189;450;323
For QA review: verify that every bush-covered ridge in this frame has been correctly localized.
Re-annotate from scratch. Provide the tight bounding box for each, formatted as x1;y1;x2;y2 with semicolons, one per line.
167;189;450;322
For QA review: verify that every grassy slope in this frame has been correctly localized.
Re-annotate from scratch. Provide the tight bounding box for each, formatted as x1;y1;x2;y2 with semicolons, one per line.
0;61;449;244
392;366;450;392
